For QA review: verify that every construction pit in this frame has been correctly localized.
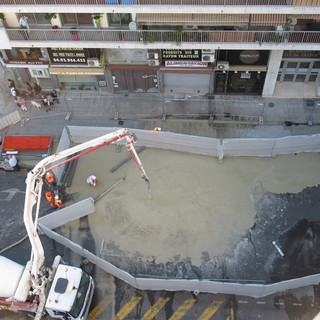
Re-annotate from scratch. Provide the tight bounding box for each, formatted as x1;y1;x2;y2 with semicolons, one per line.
45;127;320;294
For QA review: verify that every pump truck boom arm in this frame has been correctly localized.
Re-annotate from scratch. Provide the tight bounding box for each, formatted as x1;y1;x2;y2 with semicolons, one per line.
24;128;149;303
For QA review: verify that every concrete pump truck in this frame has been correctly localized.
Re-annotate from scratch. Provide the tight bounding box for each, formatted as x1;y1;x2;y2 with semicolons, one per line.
0;128;150;319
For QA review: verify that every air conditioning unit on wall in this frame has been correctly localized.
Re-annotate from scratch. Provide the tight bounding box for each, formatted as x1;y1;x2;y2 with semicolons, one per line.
148;59;160;66
87;58;100;67
216;61;229;70
201;54;215;63
202;49;215;54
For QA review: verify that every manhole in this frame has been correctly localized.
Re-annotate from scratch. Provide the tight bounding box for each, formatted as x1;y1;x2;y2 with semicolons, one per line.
268;102;274;108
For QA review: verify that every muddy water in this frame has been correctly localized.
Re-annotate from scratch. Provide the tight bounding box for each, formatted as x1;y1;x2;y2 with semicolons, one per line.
65;146;320;266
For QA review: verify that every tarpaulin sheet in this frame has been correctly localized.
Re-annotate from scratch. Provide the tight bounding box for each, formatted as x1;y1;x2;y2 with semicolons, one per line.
2;135;52;151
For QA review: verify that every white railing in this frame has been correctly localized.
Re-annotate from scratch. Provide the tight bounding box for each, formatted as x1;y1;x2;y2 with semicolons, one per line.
2;0;295;6
6;28;320;44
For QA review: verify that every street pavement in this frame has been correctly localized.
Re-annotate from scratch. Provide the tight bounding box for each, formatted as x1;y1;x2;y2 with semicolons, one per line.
1;64;320;141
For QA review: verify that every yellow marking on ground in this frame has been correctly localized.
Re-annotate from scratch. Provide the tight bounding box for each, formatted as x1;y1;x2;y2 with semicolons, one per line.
88;295;113;320
197;300;224;320
229;299;235;320
169;298;197;320
142;296;171;320
115;295;143;320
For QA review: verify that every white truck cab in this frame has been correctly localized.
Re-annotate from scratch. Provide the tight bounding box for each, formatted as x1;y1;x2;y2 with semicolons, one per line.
46;264;94;319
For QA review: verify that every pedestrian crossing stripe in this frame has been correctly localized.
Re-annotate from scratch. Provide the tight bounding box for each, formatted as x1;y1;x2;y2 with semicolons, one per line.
142;296;171;320
198;300;224;320
114;295;224;320
87;295;113;320
169;298;197;320
115;295;143;320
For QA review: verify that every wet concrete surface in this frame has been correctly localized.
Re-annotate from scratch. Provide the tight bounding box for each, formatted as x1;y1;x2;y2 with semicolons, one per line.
100;182;320;284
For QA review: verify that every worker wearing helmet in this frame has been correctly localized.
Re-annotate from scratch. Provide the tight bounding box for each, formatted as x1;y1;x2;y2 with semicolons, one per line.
45;171;58;192
153;127;161;131
54;195;64;209
86;175;97;187
45;191;56;209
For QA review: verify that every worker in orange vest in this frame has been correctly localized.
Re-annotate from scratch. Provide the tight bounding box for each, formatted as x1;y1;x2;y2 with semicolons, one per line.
54;195;64;209
45;171;57;191
45;191;56;209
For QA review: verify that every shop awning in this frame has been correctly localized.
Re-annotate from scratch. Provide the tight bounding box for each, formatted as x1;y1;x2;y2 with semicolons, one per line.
228;65;267;72
250;14;286;26
49;67;104;75
137;13;250;27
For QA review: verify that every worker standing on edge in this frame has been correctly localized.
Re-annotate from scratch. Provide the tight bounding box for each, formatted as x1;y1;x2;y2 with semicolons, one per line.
87;175;97;187
45;191;56;209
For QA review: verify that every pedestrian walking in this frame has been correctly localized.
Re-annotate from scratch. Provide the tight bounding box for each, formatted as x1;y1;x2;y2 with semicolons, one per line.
40;94;50;111
33;83;42;96
10;87;19;101
17;96;27;111
86;175;97;187
50;89;60;104
8;79;15;89
47;94;54;107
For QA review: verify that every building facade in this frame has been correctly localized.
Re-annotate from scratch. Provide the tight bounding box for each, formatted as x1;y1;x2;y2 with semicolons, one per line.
1;0;320;98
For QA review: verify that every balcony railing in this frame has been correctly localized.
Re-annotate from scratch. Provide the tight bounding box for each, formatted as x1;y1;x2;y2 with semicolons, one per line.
1;0;299;6
6;28;320;45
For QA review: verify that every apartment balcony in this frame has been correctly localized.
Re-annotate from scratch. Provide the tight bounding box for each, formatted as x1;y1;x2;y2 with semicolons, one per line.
5;28;320;50
2;0;300;6
0;0;302;5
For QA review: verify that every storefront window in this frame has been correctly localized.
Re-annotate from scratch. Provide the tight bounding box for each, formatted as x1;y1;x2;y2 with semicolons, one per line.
279;58;320;83
108;13;131;26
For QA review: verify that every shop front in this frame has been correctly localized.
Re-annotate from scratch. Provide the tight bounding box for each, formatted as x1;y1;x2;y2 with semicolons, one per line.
108;65;158;93
161;49;214;95
215;50;269;95
48;67;105;91
278;51;320;83
1;47;53;89
47;47;104;90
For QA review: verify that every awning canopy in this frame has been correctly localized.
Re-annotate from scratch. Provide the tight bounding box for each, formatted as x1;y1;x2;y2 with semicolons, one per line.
49;67;104;75
137;13;250;27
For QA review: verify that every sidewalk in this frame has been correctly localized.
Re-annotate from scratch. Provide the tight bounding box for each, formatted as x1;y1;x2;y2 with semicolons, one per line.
1;65;320;141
